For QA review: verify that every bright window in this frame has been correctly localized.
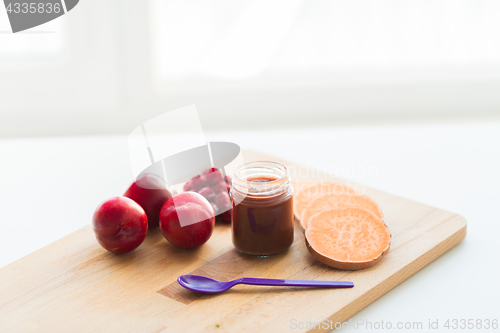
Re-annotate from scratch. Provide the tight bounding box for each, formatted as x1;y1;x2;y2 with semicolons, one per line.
151;0;500;82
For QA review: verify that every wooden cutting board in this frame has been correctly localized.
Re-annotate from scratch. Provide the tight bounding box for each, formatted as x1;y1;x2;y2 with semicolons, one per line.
0;151;466;333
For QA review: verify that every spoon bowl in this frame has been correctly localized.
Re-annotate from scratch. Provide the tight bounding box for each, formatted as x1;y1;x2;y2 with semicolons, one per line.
178;274;236;293
178;274;354;293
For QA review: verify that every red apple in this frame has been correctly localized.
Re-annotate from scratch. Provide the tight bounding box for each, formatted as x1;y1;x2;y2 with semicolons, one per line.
124;173;172;229
92;196;148;253
159;192;215;249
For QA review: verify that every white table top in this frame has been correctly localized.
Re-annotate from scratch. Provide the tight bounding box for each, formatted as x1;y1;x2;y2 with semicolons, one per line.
1;120;498;332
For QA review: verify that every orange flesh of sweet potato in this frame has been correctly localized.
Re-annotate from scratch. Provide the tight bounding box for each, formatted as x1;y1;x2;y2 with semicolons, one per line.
293;182;357;221
300;193;383;230
305;208;391;270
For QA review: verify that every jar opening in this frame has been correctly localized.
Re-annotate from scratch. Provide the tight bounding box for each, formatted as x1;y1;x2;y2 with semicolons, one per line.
233;161;291;198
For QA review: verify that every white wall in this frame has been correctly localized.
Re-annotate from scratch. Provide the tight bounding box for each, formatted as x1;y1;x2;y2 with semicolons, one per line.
1;0;500;138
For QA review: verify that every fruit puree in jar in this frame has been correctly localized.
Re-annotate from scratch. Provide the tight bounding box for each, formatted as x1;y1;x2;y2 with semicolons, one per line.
231;162;294;256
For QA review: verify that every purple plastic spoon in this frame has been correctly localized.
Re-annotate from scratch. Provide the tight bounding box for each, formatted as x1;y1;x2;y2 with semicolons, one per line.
178;274;354;293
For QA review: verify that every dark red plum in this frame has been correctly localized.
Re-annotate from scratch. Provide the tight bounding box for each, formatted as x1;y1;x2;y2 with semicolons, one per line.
92;196;148;253
124;174;172;229
159;192;215;249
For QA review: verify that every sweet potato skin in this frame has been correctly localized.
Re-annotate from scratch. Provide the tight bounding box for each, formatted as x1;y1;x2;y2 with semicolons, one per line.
305;238;390;270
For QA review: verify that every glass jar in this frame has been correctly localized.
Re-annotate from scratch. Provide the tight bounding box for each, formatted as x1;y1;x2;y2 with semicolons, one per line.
231;161;294;256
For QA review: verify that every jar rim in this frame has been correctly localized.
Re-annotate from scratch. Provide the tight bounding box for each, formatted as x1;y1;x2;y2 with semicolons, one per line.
232;161;291;199
234;160;289;184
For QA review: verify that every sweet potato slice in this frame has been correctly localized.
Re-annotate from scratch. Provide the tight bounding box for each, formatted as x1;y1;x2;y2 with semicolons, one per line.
293;182;357;221
300;193;383;230
305;208;391;270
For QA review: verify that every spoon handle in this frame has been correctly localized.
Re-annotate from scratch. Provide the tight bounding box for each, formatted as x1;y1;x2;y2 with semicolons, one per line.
238;278;354;288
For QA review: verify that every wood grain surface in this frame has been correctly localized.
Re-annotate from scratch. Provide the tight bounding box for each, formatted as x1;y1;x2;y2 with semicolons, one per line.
0;151;467;333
